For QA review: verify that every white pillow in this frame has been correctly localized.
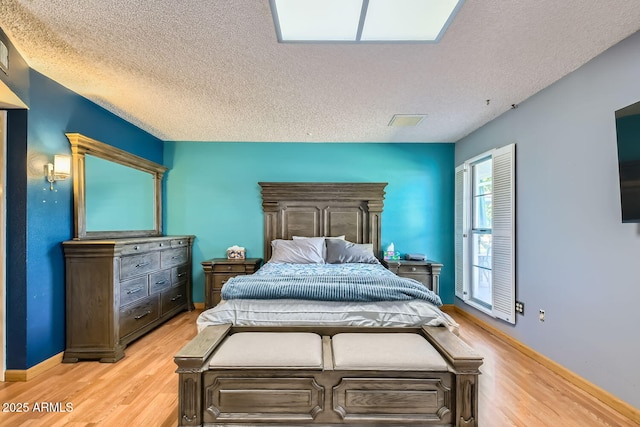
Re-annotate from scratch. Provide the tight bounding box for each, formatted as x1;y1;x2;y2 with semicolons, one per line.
292;235;345;260
269;239;325;264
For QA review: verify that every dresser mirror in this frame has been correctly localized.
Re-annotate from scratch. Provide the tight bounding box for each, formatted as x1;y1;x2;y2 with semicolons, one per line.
66;133;167;239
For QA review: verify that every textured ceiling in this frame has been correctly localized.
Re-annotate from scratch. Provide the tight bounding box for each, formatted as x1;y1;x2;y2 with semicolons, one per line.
1;0;640;143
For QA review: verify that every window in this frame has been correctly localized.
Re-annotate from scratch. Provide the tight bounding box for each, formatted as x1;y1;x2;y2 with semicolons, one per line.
455;144;515;323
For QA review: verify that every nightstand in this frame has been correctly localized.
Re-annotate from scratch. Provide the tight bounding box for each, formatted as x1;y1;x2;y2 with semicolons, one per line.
201;258;262;309
382;259;443;295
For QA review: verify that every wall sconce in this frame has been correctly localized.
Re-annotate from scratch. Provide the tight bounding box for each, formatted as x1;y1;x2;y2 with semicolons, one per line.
44;154;71;190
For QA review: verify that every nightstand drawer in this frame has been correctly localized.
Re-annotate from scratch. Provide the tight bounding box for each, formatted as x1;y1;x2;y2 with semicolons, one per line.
382;259;442;294
398;264;429;274
403;274;430;287
213;263;246;273
214;274;237;290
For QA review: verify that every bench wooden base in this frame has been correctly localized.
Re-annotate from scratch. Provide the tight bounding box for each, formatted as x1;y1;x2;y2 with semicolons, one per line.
175;325;482;426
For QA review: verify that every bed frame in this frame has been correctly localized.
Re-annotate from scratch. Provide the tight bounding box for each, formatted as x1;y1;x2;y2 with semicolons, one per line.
175;182;482;426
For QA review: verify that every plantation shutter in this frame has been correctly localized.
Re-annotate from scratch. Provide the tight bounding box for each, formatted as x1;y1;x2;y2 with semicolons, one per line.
454;164;468;300
490;143;516;324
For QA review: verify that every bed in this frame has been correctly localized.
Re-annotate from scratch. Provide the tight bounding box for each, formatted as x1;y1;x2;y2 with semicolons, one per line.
175;182;482;427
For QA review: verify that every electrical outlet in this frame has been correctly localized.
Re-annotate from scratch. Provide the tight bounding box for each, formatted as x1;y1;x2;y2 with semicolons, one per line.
539;309;545;322
515;301;524;315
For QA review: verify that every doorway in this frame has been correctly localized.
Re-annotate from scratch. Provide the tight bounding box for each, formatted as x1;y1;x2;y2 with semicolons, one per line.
0;110;6;380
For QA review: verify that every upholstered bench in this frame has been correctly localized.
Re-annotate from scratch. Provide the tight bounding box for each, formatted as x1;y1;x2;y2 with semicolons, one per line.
175;325;482;426
332;332;448;370
198;330;455;425
209;332;323;369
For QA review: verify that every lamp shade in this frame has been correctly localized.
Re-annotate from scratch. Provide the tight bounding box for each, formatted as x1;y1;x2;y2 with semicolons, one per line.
54;154;71;178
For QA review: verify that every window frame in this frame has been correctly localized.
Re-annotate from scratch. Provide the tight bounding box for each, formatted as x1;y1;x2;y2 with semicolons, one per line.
469;156;493;308
455;143;516;323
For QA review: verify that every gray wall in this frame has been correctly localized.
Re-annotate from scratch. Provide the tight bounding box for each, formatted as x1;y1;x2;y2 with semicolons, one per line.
455;31;640;409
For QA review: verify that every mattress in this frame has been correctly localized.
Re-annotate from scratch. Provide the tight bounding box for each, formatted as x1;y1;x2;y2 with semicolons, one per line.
197;262;458;333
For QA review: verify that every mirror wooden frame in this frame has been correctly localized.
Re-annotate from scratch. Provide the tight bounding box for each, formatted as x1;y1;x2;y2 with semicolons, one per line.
66;133;167;240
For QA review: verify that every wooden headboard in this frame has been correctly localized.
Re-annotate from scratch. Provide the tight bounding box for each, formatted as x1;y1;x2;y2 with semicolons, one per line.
259;182;387;261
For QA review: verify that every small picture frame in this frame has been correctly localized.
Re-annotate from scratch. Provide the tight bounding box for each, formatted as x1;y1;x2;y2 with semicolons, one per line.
226;245;246;260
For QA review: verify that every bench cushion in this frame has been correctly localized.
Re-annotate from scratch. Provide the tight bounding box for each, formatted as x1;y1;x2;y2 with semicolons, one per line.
332;333;448;371
208;332;322;368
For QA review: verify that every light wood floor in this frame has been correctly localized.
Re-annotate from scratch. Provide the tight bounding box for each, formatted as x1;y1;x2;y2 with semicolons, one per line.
0;310;637;426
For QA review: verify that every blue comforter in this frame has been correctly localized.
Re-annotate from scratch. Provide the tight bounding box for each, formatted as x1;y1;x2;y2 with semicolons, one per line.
221;273;442;306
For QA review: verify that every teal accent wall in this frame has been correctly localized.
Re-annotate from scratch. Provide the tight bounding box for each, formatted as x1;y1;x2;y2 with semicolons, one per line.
164;142;456;304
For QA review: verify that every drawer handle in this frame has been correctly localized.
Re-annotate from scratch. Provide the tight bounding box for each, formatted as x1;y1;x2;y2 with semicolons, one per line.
135;310;151;320
171;255;180;260
126;286;144;295
227;266;232;270
178;241;183;244
411;267;417;272
159;243;164;247
171;294;183;302
155;280;168;285
133;245;139;250
135;262;149;268
177;272;187;278
221;279;227;285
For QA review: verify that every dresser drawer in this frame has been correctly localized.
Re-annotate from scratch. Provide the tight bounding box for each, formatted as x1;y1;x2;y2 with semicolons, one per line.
172;265;189;285
397;264;429;275
121;242;154;255
119;295;160;338
161;247;188;268
120;276;149;306
161;284;187;315
120;252;161;280
213;263;245;273
120;240;171;255
171;238;189;248
149;269;171;294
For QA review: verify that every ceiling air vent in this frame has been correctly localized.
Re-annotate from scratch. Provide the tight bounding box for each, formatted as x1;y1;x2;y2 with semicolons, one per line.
388;114;426;127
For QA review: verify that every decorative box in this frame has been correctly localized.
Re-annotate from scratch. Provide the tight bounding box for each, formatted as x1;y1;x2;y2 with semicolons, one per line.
226;245;246;260
383;251;400;260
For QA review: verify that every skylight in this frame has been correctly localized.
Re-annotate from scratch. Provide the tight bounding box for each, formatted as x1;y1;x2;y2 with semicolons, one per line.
270;0;464;43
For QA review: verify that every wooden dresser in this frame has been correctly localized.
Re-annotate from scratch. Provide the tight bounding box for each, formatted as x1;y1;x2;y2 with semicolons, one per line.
382;259;443;295
201;258;262;309
62;235;195;362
